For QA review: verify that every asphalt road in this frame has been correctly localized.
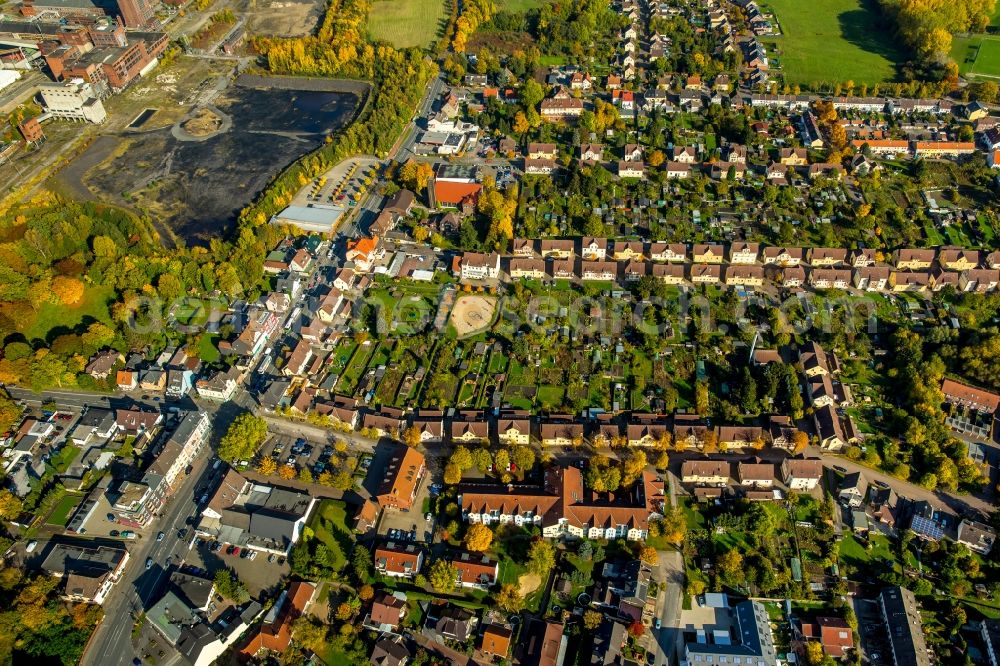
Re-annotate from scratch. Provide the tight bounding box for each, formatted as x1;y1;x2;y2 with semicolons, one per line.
652;549;684;666
83;436;214;666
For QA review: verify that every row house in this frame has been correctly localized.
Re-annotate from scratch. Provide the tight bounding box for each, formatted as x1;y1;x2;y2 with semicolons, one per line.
665;161;691;179
581;261;617;281
938;247;983;271
692;243;726;264
690;264;722;284
626;416;670;447
854;266;891;292
724;265;765;287
680;460;729;486
809;268;852;290
527;142;557;159
762;246;804;266
582;236;608;260
497;411;531;446
540;420;584;447
651;263;686;284
541;239;574;259
613;240;645;261
508;257;546;280
729;242;759;264
890;271;931;292
459;466;663;541
455;252;500;281
650;243;688;263
809;247;848;267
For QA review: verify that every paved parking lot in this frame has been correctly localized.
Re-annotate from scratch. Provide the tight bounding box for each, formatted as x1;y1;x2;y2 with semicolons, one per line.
375;473;434;544
257;432;344;478
184;537;290;596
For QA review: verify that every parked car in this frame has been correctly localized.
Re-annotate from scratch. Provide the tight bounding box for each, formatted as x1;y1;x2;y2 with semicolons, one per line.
248;551;257;561
110;530;120;537
232;547;241;557
145;558;153;570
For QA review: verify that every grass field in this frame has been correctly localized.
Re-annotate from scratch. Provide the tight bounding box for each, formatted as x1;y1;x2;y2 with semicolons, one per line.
368;0;447;48
46;494;80;526
23;284;115;344
307;499;351;571
952;34;1000;78
763;0;906;85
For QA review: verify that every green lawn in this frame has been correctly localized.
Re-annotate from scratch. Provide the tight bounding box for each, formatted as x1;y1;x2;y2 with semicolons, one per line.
197;334;220;363
46;493;80;526
23;284;115;343
307;499;351;571
368;0;447;48
763;0;906;85
504;0;546;11
952;34;1000;78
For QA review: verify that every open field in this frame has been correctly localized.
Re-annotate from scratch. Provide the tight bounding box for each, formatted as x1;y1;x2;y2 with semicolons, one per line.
952;34;1000;78
368;0;447;48
450;295;497;337
21;284;115;345
763;0;905;85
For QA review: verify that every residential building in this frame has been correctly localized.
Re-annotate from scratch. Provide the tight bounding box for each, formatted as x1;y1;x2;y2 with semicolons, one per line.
241;582;315;657
692;243;726;264
363;591;407;633
375;445;426;511
683;601;777;666
196;469;316;555
879;586;932;666
497;411;531;445
957;518;996;555
798;616;854;660
371;636;410;666
451;551;498;589
729;242;760;264
540;421;584;447
680;460;729;485
737;460;775;488
782;458;823;491
459;466;663;541
481;624;513;658
838;471;867;508
40;541;129;604
456;252;500;280
374;542;424;578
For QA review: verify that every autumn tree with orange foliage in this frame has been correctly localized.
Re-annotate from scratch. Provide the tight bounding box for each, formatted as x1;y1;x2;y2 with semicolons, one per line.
51;276;85;306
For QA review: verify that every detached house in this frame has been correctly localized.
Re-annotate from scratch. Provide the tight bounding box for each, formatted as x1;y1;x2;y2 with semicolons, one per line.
782;458;823;491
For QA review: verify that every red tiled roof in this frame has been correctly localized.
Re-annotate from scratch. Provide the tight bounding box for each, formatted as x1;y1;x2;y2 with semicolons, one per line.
434;181;482;206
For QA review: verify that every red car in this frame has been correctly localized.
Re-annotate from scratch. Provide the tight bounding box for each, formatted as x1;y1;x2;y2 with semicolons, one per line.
231;547;241;557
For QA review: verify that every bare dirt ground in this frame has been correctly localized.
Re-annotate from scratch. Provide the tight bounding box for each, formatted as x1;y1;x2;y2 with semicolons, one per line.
450;295;497;337
248;0;326;36
518;572;541;597
182;107;223;136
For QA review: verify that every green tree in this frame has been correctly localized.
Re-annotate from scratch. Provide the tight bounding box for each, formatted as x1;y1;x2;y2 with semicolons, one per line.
429;559;458;592
218;412;268;463
527;539;555;576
